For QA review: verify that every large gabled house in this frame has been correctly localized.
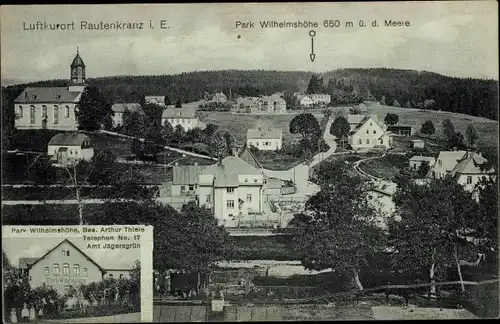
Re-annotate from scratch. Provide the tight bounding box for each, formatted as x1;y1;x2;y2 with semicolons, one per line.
427;150;495;192
48;132;94;165
161;106;199;131
347;115;390;149
197;156;265;227
246;127;283;151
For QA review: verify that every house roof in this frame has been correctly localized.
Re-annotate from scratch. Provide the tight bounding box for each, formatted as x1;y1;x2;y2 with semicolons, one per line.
348;115;385;136
14;87;82;104
25;239;105;272
347;114;367;125
410;156;436;162
201;156;262;188
450;152;493;177
247;128;282;139
111;103;143;113
173;165;205;185
70;53;86;67
162;107;196;119
19;257;38;270
388;124;414;129
412;139;425;143
434;151;467;172
48;132;90;146
309;93;330;98
238;145;263;169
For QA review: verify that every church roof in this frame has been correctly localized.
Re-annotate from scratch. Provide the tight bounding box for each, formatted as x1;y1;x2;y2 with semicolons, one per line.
71;53;86;67
14;87;82;104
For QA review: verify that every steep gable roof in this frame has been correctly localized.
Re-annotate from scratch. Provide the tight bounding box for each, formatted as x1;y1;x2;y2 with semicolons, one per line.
173;165;206;185
434;151;467;172
25;239;105;272
201;156;262;188
450;152;493;177
48;132;90;146
238;145;263;169
14;87;82;104
348;115;384;136
111;103;143;113
162;107;196;119
247;127;282;139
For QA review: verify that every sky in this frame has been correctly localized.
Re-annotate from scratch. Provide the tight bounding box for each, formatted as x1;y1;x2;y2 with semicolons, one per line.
1;2;498;84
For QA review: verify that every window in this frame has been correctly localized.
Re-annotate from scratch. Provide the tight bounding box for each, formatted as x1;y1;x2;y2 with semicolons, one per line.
53;106;59;124
254;178;258;182
44;267;49;276
109;274;113;278
120;274;124;279
30;105;36;124
18;106;23;117
62;250;66;255
256;142;259;146
189;185;194;191
366;130;369;134
373;130;376;134
74;265;80;276
181;185;186;192
227;188;234;193
42;105;47;118
467;176;472;184
370;123;372;126
65;106;70;118
244;178;248;182
29;276;32;281
438;160;442;166
53;263;60;276
227;200;235;208
67;251;70;256
366;139;370;144
206;194;211;203
229;214;234;218
63;263;69;275
358;139;362;144
83;268;87;277
246;194;252;203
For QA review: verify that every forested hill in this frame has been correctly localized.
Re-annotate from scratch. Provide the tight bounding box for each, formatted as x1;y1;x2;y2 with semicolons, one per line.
4;68;498;120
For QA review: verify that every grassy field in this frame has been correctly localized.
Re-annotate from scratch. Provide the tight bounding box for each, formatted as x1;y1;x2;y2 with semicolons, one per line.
202;112;323;146
358;154;410;180
251;150;304;171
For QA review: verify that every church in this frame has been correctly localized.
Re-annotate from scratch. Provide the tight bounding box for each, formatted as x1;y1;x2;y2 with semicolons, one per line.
14;49;88;131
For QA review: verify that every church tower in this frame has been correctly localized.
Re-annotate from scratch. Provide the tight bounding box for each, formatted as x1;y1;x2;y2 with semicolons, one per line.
69;47;86;92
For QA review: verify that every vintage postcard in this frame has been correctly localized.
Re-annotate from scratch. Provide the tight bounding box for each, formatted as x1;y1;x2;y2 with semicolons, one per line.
1;1;498;322
2;225;154;323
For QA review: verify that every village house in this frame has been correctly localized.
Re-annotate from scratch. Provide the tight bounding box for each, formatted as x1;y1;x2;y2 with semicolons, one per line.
197;156;266;227
309;94;331;105
47;132;94;165
258;94;287;113
211;92;228;103
111;103;143;127
387;124;416;136
14;49;87;131
145;96;166;107
296;94;314;108
247;127;283;151
412;139;425;149
409;155;436;171
347;115;390;150
171;164;205;196
18;239;133;295
347;114;379;131
427;150;495;192
161;106;199;131
234;97;260;113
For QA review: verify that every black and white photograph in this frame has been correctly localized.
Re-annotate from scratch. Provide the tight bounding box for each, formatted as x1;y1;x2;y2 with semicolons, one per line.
2;225;153;323
1;1;498;321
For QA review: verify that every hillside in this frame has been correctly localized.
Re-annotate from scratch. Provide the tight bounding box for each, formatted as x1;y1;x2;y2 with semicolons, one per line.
3;68;498;121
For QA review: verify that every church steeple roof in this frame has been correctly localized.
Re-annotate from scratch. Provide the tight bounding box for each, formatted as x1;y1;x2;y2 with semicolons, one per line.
70;47;85;68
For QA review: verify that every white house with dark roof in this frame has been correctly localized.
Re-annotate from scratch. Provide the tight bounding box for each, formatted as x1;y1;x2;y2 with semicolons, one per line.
171;164;206;196
161;106;199;131
48;132;94;165
14;50;87;131
145;95;166;107
347;115;390;150
296;94;314;108
18;239;136;295
211;92;228;103
247;127;283;151
197;156;265;227
111;103;143;127
309;94;331;105
258;94;287;113
427;150;495;192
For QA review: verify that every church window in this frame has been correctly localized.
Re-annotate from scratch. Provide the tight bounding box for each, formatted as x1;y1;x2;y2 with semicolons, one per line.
63;263;69;275
53;263;60;276
30;106;36;124
53;106;59;124
65;106;70;118
18;106;23;117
